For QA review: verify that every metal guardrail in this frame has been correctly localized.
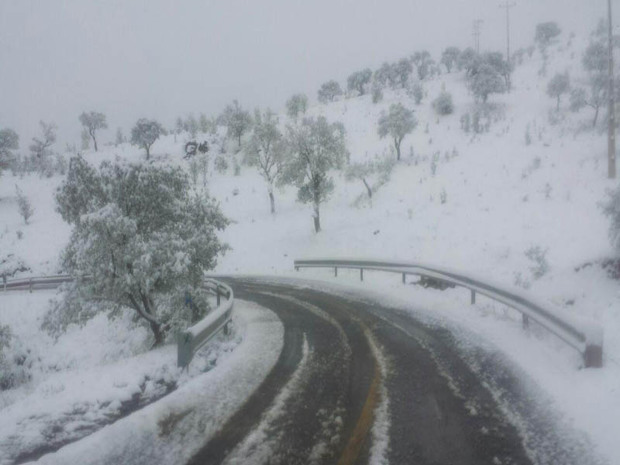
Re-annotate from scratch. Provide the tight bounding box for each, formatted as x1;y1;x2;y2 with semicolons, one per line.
177;279;234;368
0;275;233;369
294;258;604;368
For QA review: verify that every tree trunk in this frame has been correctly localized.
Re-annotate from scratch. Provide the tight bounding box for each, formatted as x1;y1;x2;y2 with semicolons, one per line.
269;190;275;214
313;209;321;233
362;178;373;199
146;146;150;160
394;138;401;161
594;105;600;127
312;192;321;233
92;136;98;152
150;320;164;347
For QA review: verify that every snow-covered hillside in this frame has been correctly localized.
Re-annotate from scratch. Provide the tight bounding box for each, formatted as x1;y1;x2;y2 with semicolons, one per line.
1;28;620;464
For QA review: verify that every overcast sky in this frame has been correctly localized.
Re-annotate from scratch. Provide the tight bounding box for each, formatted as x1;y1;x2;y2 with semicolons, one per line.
0;0;610;147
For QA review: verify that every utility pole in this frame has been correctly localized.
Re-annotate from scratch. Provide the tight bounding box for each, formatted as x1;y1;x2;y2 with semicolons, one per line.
473;19;483;53
500;1;516;90
608;0;616;179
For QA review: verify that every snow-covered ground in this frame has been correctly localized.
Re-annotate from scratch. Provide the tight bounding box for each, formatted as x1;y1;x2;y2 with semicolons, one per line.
1;28;620;464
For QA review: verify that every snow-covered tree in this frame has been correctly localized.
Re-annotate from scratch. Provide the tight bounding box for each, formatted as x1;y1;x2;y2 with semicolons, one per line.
29;121;56;159
286;93;308;120
459;48;479;76
345;155;395;201
411;51;434;80
571;41;609;127
49;158;229;347
130;118;163;159
115;127;125;146
408;82;424;105
394;58;413;88
281;116;348;232
483;52;512;90
535;22;562;52
441;47;461;73
371;80;384;104
602;186;620;254
15;185;33;224
245;109;286;214
432;91;454;115
468;63;505;103
199;113;210;134
318;80;343;103
347;68;372;96
0;128;19;173
377;103;417;161
185;114;199;138
547;72;570;110
535;22;561;74
219;100;252;149
374;62;397;88
79;111;107;152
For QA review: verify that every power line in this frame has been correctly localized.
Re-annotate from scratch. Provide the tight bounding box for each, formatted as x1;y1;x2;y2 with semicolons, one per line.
472;19;484;53
608;0;616;178
499;1;516;91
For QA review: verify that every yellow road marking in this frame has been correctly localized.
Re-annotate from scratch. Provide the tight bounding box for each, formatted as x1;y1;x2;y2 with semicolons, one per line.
337;336;382;465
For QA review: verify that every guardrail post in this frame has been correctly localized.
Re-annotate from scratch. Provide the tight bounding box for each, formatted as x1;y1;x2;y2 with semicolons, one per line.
360;268;364;281
29;278;33;293
335;267;338;277
216;287;221;306
2;276;6;292
402;273;406;284
522;314;529;329
471;290;476;304
584;344;603;368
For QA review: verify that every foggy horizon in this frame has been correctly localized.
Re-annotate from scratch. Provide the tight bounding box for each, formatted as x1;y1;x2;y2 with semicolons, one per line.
0;0;609;147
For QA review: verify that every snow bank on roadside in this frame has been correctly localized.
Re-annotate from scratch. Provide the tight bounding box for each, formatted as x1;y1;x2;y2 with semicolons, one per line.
28;300;283;465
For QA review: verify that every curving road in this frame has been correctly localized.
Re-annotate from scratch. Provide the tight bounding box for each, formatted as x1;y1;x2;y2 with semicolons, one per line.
188;278;601;465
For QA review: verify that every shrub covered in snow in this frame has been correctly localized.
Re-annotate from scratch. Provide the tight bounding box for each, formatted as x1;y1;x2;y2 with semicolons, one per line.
441;47;461;73
408;82;424;105
432;91;454;115
0;128;19;175
468;64;505;103
48;157;229;347
15;185;33;224
285;93;308;120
